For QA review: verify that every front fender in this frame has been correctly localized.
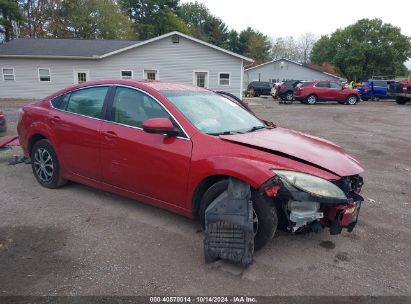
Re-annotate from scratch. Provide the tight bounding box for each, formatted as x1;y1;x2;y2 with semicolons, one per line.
186;155;275;211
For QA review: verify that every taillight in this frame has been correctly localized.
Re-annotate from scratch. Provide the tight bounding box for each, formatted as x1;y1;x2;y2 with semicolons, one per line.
364;87;368;92
280;86;285;90
403;85;407;93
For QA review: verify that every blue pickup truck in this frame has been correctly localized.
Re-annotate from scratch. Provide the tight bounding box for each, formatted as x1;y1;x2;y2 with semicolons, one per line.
357;79;394;101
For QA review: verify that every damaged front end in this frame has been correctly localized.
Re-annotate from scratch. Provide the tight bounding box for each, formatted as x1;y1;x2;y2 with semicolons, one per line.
262;170;364;235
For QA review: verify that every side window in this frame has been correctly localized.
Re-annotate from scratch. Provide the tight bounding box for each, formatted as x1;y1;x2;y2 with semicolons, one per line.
316;82;329;88
111;87;171;128
66;87;108;118
329;82;342;89
51;94;70;110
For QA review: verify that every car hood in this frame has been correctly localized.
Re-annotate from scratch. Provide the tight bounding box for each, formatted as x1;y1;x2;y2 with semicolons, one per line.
220;127;363;177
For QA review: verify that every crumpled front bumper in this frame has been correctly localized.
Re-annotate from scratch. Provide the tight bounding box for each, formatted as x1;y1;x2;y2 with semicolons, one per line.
261;175;364;234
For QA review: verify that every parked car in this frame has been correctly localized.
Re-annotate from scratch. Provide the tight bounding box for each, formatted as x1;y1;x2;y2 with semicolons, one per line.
216;90;276;128
388;81;411;104
277;80;302;102
0;111;7;135
357;79;395;101
294;80;360;105
247;81;272;97
18;80;364;251
270;82;282;99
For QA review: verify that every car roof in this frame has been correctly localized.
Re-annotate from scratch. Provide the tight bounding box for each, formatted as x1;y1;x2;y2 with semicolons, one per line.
44;79;212;102
60;79;210;94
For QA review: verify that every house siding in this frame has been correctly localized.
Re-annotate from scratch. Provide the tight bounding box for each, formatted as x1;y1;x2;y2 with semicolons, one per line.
0;36;243;99
244;60;339;87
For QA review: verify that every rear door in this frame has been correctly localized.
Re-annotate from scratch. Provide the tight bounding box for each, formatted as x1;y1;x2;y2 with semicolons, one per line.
50;86;109;180
373;80;388;98
100;86;192;208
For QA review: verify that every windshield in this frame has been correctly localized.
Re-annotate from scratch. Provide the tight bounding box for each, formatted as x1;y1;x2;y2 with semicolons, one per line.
162;91;265;135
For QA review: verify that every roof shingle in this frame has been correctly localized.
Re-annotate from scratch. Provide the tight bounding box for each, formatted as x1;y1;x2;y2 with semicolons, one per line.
0;38;141;58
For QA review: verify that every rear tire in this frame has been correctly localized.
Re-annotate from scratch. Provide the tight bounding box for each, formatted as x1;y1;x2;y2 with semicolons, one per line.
306;94;317;105
396;97;408;104
31;139;67;189
199;180;278;251
285;91;294;102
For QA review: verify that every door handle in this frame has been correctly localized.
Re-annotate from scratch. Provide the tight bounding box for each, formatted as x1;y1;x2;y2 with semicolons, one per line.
103;131;118;140
51;116;61;123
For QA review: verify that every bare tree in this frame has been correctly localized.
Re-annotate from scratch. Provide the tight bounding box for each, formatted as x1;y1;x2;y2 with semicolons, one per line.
270;33;318;63
297;32;318;63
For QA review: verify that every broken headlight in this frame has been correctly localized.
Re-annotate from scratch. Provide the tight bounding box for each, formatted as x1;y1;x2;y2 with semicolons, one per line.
272;170;346;199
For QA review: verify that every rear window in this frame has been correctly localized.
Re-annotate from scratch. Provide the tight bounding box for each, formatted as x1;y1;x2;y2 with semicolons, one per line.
373;80;388;87
66;87;108;119
297;82;313;88
315;81;329;88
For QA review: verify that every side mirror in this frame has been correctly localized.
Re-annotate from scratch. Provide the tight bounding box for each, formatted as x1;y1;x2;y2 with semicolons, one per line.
142;118;179;136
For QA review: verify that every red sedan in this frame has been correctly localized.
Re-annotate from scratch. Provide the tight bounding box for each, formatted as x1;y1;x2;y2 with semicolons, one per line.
294;80;360;105
17;80;364;250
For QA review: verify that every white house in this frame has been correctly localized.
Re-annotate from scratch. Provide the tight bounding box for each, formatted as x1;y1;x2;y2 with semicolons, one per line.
244;59;343;87
0;31;253;99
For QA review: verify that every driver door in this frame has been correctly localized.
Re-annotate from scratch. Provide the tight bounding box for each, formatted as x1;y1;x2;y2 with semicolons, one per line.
100;86;192;208
329;82;343;100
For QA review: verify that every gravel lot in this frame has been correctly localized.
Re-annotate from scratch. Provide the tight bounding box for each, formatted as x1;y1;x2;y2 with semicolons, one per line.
0;98;410;296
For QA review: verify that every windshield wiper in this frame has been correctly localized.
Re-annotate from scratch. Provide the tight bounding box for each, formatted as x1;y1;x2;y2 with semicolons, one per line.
208;131;239;136
244;125;267;133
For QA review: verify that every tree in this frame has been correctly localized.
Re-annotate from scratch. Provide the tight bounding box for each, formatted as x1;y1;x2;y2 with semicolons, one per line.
226;29;240;53
271;36;299;61
119;0;185;39
0;0;24;41
177;2;228;48
297;32;317;63
311;18;411;80
18;0;133;39
63;0;134;39
271;33;318;63
239;27;271;62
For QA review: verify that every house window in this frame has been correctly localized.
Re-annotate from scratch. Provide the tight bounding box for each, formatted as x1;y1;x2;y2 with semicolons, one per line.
38;68;51;82
194;71;208;88
2;68;15;81
121;70;133;80
219;73;230;86
144;70;157;80
75;70;89;84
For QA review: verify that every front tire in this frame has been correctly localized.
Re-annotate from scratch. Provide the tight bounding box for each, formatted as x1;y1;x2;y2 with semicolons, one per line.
346;95;358;105
31;139;67;189
199;180;278;251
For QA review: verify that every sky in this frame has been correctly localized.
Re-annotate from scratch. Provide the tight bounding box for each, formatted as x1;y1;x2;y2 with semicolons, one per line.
181;0;411;68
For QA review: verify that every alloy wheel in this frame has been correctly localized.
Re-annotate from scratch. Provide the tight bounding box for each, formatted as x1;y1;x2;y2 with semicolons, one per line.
33;148;54;183
348;96;357;105
307;95;317;104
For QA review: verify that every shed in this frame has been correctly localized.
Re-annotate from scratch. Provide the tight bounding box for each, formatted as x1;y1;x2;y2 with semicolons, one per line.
244;59;343;87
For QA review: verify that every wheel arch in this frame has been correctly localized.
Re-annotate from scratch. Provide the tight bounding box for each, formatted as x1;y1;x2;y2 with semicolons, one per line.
28;133;47;155
191;174;229;218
